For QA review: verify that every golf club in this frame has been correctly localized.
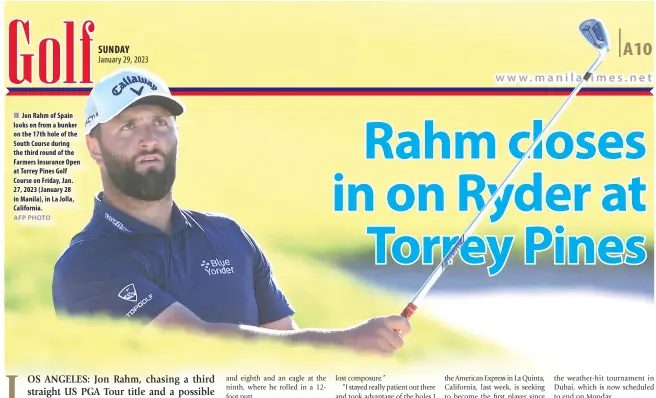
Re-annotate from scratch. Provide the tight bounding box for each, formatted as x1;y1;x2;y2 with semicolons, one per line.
399;18;611;320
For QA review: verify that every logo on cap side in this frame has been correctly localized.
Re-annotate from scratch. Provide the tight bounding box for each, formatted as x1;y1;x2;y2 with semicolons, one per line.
85;112;98;127
112;75;158;96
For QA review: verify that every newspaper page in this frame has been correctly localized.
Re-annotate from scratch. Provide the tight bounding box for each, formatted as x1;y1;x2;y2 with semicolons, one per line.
3;1;655;397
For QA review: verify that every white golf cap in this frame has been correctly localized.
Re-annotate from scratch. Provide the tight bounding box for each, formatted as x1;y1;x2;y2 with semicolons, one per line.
84;67;185;135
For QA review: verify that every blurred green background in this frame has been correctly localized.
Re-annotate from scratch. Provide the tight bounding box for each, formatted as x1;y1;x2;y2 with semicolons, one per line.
4;1;653;374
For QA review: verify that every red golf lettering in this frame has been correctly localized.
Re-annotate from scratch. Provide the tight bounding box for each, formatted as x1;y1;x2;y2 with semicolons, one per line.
8;19;95;85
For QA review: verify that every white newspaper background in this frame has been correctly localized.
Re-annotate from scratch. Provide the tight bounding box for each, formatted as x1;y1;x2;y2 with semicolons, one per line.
2;0;655;397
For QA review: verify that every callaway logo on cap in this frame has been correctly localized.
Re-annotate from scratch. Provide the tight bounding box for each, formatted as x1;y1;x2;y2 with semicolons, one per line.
84;67;185;135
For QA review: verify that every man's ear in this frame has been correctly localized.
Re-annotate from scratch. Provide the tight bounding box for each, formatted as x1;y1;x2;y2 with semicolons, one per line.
86;134;104;165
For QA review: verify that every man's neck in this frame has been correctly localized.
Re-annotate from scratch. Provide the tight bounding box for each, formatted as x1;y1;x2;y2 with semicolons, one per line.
101;186;174;234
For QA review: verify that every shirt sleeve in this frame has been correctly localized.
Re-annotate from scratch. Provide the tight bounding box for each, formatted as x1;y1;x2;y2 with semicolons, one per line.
238;227;295;325
52;238;176;323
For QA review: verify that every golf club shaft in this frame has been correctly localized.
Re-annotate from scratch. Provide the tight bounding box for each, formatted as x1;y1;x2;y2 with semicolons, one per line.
400;54;606;320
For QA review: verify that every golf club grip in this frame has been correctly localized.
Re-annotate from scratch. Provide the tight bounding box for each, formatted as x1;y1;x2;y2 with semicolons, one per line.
400;302;417;319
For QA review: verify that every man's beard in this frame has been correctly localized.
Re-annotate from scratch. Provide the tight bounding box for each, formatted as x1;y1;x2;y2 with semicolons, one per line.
99;143;177;201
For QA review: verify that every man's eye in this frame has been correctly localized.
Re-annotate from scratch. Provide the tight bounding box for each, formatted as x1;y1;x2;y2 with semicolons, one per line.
120;122;134;130
155;119;168;126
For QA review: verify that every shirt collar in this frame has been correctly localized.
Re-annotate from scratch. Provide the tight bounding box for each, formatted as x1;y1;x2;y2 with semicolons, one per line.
92;191;193;236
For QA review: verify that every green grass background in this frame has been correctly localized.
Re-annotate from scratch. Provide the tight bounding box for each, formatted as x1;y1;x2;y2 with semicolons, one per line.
5;0;654;375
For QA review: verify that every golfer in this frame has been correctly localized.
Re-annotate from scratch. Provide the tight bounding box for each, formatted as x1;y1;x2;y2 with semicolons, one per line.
52;67;411;355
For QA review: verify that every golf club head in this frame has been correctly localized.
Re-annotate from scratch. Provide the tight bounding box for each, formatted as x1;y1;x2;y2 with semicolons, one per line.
579;18;611;54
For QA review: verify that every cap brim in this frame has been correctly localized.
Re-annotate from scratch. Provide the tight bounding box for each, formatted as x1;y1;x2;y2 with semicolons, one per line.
128;94;185;117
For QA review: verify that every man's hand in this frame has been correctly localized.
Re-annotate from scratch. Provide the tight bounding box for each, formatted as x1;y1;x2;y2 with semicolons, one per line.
339;315;412;355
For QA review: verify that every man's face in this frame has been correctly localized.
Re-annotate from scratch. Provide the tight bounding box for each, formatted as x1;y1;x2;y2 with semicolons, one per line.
90;104;178;201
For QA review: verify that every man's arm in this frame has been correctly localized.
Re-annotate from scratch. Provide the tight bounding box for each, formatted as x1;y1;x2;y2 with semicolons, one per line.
54;239;411;354
150;302;409;354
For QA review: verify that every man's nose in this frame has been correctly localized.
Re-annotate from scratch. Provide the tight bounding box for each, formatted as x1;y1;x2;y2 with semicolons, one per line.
136;125;159;147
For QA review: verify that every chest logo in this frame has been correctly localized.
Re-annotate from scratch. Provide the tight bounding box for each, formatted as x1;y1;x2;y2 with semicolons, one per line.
201;258;235;276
